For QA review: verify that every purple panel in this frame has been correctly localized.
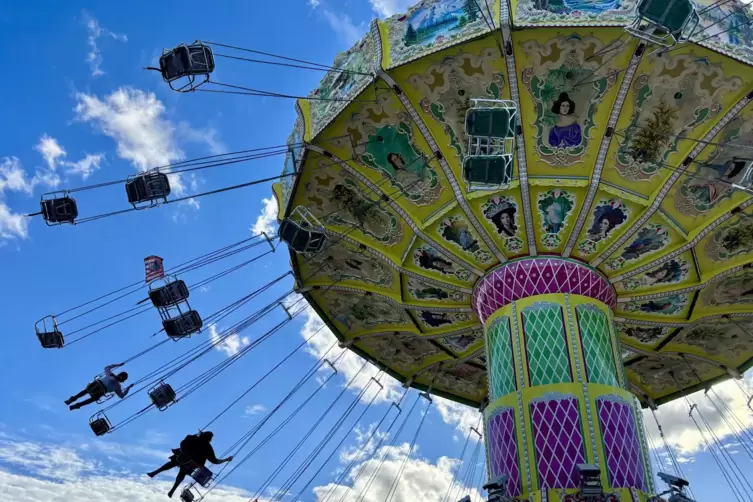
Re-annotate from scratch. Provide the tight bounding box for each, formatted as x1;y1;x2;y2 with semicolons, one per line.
530;396;586;489
472;258;616;323
487;408;522;497
597;397;648;491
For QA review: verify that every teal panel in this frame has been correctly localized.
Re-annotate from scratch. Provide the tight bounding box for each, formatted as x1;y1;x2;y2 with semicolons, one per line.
487;316;517;400
522;303;572;386
577;305;619;387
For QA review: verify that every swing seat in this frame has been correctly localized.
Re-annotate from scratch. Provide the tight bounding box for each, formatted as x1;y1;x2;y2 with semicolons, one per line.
627;0;698;47
149;382;177;410
734;159;753;191
159;42;215;92
191;466;213;487
35;316;64;349
465;106;516;139
180;487;196;502
149;280;190;308
89;413;111;436
40;192;78;225
126;171;171;208
463;155;514;187
280;206;327;255
163;310;203;339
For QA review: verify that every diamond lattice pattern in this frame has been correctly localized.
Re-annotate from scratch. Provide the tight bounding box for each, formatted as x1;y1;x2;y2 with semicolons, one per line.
597;398;648;491
576;306;619;387
488;317;517;400
487;408;522;497
472;258;616;323
523;304;572;386
530;396;586;489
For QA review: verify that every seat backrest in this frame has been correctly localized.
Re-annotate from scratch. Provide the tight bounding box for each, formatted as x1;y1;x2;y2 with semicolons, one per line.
467;108;514;139
639;0;692;32
161;47;191;80
464;156;513;185
188;46;215;73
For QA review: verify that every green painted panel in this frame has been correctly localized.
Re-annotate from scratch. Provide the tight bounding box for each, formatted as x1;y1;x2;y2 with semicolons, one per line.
577;305;619;387
522;303;572;386
487;316;517;400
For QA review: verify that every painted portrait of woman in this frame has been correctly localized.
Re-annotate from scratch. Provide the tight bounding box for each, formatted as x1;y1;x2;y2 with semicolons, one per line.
548;92;582;148
586;204;627;242
490;203;517;237
644;260;685;286
544;201;565;234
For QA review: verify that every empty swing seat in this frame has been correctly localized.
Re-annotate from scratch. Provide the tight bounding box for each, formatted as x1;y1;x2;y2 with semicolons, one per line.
126;171;171;207
463;156;514;186
627;0;698;46
40;195;78;225
163;310;203;339
149;280;190;308
160;43;215;83
465;108;516;139
37;330;64;349
149;382;177;410
191;466;213;487
89;414;112;436
279;219;327;254
180;487;196;502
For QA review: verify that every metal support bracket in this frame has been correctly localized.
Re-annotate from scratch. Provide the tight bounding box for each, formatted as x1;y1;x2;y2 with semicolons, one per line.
279;302;293;320
419;391;433;403
370;376;384;390
261;231;276;252
324;359;338;374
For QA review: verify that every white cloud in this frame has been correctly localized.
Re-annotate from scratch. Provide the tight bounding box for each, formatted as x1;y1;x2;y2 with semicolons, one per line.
0;157;36;242
34;135;66;171
314;444;483;502
435;398;483;436
245;404;267;416
309;0;321;7
369;0;414;18
252;197;279;237
74;87;221;197
209;324;251;358
63;153;104;180
83;11;127;77
322;10;364;46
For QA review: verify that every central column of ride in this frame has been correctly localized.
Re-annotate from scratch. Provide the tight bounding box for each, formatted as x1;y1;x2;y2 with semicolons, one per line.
473;258;653;502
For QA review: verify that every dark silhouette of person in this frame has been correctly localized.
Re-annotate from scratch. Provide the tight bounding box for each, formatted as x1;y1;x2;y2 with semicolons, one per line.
147;431;233;498
65;363;132;410
421;311;453;327
417;250;453;273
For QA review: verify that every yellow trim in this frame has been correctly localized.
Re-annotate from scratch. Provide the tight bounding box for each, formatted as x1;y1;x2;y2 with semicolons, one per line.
377;20;390;69
297;99;312;142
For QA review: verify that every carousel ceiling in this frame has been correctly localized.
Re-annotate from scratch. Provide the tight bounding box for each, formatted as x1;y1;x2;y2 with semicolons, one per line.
272;0;753;407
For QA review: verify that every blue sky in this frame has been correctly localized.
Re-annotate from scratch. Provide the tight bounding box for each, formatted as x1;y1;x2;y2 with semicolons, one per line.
0;1;752;501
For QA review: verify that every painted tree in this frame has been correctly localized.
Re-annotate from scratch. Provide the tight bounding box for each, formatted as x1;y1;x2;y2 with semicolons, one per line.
630;96;678;164
404;23;418;45
463;0;480;21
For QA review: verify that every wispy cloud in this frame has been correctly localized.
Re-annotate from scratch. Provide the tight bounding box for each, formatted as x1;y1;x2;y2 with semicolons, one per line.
34;135;66;171
321;10;364;46
33;135;104;180
209;324;250;358
83;11;127;77
368;0;414;18
244;404;267;416
252;197;279;238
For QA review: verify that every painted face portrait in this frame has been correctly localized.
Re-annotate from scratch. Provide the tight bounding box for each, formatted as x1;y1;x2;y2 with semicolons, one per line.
548;92;582;148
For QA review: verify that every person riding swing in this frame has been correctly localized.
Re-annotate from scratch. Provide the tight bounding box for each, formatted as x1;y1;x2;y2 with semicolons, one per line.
65;362;133;410
147;431;233;498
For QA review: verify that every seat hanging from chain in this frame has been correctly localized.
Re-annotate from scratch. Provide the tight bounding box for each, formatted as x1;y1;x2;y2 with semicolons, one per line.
40;191;78;225
149;279;190;308
180;486;197;502
280;206;328;255
163;310;203;339
126;171;171;208
191;466;213;487
463;99;517;190
35;316;64;349
149;382;177;410
89;412;112;436
159;41;215;92
625;0;699;47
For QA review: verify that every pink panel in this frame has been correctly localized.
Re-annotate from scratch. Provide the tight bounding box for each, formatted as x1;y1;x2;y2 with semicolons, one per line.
597;397;648;492
487;408;522;497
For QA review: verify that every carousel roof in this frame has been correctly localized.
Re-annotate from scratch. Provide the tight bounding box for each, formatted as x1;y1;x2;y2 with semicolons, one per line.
272;0;753;407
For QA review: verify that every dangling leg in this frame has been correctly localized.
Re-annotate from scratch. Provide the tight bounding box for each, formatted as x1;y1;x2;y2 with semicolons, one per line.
167;467;189;498
65;388;89;405
69;396;98;411
148;459;179;478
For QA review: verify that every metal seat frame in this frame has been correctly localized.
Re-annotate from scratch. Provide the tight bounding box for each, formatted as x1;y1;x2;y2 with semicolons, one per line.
280;206;328;257
149;278;190;308
39;191;78;226
126;170;171;209
160;41;215;93
35;315;64;349
463;99;517;191
150;276;202;340
149;381;177;411
625;0;699;48
89;412;112;437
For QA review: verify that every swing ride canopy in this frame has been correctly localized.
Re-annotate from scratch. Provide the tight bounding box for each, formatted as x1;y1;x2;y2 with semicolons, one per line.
273;0;753;409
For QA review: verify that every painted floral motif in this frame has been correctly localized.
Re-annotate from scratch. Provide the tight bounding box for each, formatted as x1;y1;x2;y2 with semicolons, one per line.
619;258;689;292
327;294;410;331
306;172;404;245
438;215;493;263
413;245;473;282
627;355;718;395
516;0;637;25
577;199;629;255
306;240;393;287
385;0;494;68
675;115;753;216
705;212;753;262
674;321;752;357
618;325;670;345
432;363;486;397
359;336;440;373
407;49;507;167
442;329;482;353
347;95;443;206
482;195;523;253
621;295;688;316
702;269;753;307
538;189;575;249
406;277;468;303
615;55;742;182
604;223;670;271
521;35;620;166
309;33;376;136
415;311;474;329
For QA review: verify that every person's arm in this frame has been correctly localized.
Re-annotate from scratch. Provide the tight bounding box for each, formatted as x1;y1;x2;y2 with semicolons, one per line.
114;384;133;399
206;444;233;464
104;362;125;376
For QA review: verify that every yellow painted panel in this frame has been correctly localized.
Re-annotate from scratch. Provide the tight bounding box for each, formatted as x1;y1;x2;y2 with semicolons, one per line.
394;34;512;189
693;267;753;317
466;188;530;257
695;204;753;278
514;28;636;178
614;250;698;295
601;46;749;198
614;293;694;320
402;237;478;288
425;205;500;269
529;185;587;254
402;275;471;307
571;191;646;261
